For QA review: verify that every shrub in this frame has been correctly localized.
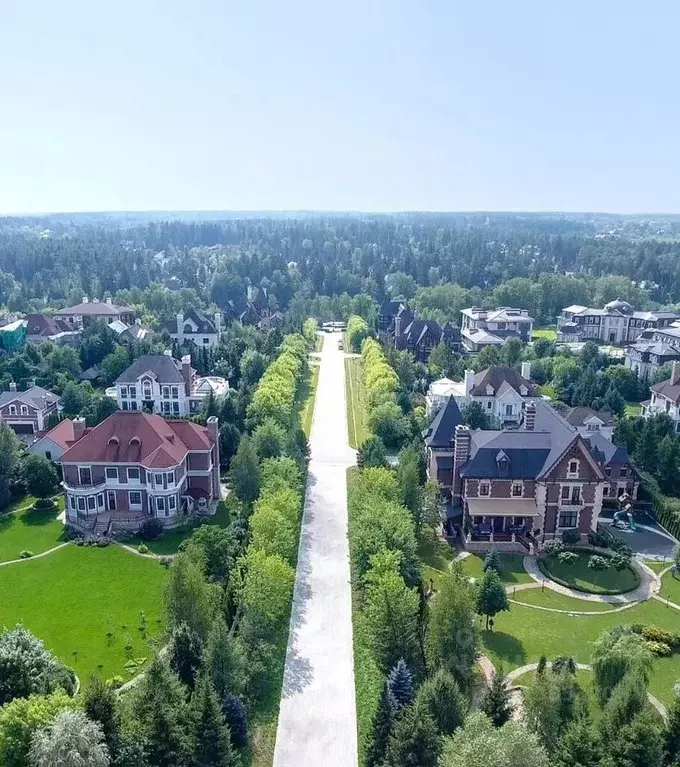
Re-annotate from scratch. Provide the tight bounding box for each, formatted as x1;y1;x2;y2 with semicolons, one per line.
557;551;580;566
75;539;85;546
562;529;582;546
609;537;633;557
137;544;150;555
645;641;672;657
95;539;109;548
139;518;164;541
158;556;172;568
588;529;609;548
543;540;564;557
32;498;55;511
107;675;124;689
640;625;680;648
18;550;33;559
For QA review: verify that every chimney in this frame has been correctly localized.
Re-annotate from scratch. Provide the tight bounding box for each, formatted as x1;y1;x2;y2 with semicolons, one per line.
521;361;532;380
92;297;99;303
163;349;173;356
247;285;255;302
72;416;86;442
181;354;193;392
9;382;17;392
26;380;35;389
135;317;142;325
524;401;536;431
207;416;220;499
452;425;471;502
214;311;222;337
82;296;88;304
672;361;680;386
464;369;475;396
394;314;402;340
176;311;184;344
106;296;112;305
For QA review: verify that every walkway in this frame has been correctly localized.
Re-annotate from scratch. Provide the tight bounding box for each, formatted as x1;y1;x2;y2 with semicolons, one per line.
273;334;358;767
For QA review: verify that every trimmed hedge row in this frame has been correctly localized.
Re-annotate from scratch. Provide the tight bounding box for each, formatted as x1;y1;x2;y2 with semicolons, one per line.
347;314;372;353
643;472;680;540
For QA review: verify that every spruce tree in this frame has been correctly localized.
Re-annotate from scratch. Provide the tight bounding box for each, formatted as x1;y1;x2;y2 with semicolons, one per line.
554;717;602;767
483;548;502;575
663;687;680;767
222;695;248;749
387;659;414;711
481;669;512;727
415;668;467;735
192;677;235;767
83;675;120;758
170;622;204;689
384;699;440;767
364;682;396;767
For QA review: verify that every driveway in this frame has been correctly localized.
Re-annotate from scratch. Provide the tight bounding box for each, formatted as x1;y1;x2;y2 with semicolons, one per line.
273;333;358;767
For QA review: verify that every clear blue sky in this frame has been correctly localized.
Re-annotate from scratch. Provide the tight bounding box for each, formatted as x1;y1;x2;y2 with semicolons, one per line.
2;0;679;214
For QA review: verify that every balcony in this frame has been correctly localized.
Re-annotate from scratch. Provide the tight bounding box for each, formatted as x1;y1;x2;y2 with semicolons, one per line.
63;480;107;493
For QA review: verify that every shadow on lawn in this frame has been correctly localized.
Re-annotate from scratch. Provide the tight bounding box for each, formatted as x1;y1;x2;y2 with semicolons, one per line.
22;507;62;527
482;630;527;667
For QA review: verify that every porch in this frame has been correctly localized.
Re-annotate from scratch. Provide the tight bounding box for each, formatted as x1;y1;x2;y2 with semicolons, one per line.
463;498;540;554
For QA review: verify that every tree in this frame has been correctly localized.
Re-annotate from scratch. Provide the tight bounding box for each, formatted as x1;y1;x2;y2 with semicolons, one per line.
481;669;512;727
439;712;550;767
29;709;109;767
130;657;192;767
239;548;295;642
368;401;410;450
0;691;74;767
169;622;204;689
602;711;663;767
591;627;654;706
182;523;238;584
416;669;467;735
462;401;489;429
251;418;286;460
554;719;601;767
218;423;241;470
357;436;388;469
502;337;523;368
601;669;647;737
365;683;396;767
0;422;20;509
603;386;625;417
21;454;59;499
221;695;248;749
0;624;74;706
228;436;260;506
191;678;235;767
476;569;510;630
384;699;440;767
205;618;247;700
396;446;421;523
59;382;90;418
523;668;585;753
633;422;660;474
483;548;501;574
419;481;444;531
427;570;479;686
387;659;414;710
663;685;680;767
164;551;220;641
587;555;610;589
83;676;119;760
657;435;680;495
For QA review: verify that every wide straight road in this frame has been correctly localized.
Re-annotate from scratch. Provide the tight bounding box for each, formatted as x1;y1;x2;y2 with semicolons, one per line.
273;333;358;767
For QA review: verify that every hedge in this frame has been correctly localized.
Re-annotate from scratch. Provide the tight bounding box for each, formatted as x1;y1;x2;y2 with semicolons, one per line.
642;473;680;540
347;315;372;353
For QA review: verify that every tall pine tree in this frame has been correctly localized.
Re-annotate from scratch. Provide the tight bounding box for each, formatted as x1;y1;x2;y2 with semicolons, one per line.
192;677;235;767
364;683;396;767
387;660;414;711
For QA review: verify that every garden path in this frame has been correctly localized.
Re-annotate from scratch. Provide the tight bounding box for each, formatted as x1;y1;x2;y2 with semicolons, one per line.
273;334;358;767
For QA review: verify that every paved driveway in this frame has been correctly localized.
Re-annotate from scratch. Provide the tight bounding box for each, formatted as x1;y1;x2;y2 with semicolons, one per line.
273;334;358;767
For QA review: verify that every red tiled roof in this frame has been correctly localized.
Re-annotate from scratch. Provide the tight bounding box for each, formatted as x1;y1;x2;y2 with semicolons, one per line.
59;411;213;468
36;418;91;449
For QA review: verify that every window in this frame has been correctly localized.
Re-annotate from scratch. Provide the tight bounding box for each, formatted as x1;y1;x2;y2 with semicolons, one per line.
20;405;28;415
559;511;578;528
120;386;128;399
129;386;137;398
69;495;76;509
619;467;628;478
486;401;492;409
162;387;170;398
129;491;142;507
130;401;138;411
45;450;52;460
127;467;140;482
162;401;170;413
173;402;180;414
105;467;118;480
561;485;571;501
97;494;105;509
203;338;210;344
171;387;179;399
168;495;177;511
77;496;86;511
603;486;609;497
570;487;581;505
122;401;129;411
154;473;163;485
78;467;92;485
166;471;175;485
87;496;96;511
479;482;490;497
143;387;152;399
567;459;579;478
511;483;523;497
8;405;16;415
156;496;165;512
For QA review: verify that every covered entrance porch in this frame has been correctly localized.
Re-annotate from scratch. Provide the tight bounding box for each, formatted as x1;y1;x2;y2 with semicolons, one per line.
464;498;541;553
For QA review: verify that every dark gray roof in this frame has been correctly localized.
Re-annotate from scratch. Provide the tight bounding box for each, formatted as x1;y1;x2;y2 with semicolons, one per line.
585;431;630;466
563;407;614;427
0;385;59;409
423;397;463;448
164;309;217;335
651;378;680;403
627;341;680;358
460;431;553;479
115;355;186;384
470;366;536;397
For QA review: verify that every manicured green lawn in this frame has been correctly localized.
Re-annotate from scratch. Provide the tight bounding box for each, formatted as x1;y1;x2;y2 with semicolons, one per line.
625;402;642;416
0;497;66;563
482;600;680;705
418;531;455;572
128;501;230;555
660;570;680;605
459;553;534;585
532;328;557;341
345;356;370;449
0;544;166;682
538;552;639;594
510;586;620;612
302;364;320;438
644;559;673;575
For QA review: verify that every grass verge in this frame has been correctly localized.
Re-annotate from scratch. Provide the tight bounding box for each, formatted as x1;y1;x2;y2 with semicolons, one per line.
625;402;642;417
302;364;320;438
532;328;557;341
0;544;166;682
345;356;370;449
0;496;66;563
459;552;534;585
510;586;620;612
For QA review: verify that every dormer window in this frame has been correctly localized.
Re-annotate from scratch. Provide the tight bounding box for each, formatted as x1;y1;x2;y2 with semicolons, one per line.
486;385;494;395
8;405;16;415
519;385;528;396
567;459;579;479
479;482;490;497
512;482;523;497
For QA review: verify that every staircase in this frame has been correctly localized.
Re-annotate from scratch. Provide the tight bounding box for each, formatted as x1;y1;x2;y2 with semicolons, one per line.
93;513;111;536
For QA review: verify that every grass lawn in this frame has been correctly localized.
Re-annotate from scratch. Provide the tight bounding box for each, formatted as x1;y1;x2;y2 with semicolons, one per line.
537;384;558;399
301;364;319;438
643;559;673;575
128;501;230;555
0;497;66;563
418;531;455;572
625;402;642;417
481;599;680;705
0;544;166;682
537;552;639;594
344;356;370;449
660;569;680;605
459;553;534;585
532;328;557;341
510;586;620;613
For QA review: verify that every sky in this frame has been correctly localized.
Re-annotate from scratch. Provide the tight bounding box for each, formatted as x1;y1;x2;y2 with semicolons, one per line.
1;0;679;214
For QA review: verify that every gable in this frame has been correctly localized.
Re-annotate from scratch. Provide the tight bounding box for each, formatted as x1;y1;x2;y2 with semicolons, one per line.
544;439;605;481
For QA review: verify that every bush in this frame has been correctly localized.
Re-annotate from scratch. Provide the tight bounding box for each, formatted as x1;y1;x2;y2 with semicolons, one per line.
95;539;109;548
75;539;85;546
18;550;33;559
32;498;55;511
610;537;633;557
645;640;672;656
543;540;564;557
107;676;124;690
588;529;609;548
139;518;164;541
137;543;150;555
640;625;680;648
562;529;581;546
158;556;172;568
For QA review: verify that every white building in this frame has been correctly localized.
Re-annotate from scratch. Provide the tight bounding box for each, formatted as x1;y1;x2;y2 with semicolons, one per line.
165;310;222;348
460;307;534;352
641;360;680;433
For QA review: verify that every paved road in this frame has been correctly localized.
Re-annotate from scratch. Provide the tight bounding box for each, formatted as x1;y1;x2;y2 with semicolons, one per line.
273;334;358;767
